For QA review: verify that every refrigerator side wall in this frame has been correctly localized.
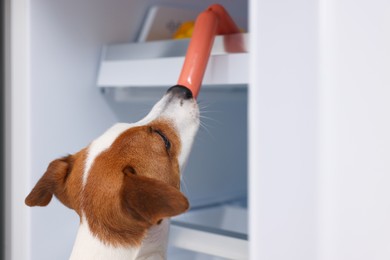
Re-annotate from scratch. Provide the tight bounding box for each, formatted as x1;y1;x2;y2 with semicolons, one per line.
318;1;390;259
249;0;319;259
4;0;31;259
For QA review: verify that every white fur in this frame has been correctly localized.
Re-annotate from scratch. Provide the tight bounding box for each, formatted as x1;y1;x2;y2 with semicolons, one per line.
69;219;171;260
72;91;199;259
69;217;139;260
136;219;171;260
161;97;199;169
83;123;133;185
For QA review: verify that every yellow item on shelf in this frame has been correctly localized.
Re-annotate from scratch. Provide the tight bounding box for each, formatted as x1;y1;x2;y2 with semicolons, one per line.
173;21;195;39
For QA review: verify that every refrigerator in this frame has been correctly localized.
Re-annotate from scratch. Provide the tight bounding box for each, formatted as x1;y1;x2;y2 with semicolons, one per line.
4;0;390;259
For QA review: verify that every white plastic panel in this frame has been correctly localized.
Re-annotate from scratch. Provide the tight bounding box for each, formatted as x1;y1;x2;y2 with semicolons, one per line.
97;34;249;88
170;226;247;259
318;0;390;259
98;54;248;87
250;0;390;260
4;0;31;259
170;205;248;259
249;0;319;259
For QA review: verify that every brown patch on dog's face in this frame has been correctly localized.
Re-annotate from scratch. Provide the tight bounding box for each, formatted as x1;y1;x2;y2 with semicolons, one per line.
82;120;188;246
25;120;189;247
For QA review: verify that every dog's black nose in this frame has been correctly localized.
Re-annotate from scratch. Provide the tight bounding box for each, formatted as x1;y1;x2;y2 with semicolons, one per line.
167;85;193;100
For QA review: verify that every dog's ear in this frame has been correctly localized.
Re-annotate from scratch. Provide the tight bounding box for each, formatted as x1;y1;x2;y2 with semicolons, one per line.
25;155;73;207
122;175;189;225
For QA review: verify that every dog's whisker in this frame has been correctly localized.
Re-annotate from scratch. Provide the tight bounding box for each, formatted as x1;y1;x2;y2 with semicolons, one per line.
199;120;212;130
199;109;222;118
199;115;221;123
199;121;217;141
199;117;222;130
180;177;191;198
198;105;212;111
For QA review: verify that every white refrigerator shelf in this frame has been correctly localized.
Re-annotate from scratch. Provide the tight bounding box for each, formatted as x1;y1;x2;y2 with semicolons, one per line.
170;205;248;259
97;33;249;88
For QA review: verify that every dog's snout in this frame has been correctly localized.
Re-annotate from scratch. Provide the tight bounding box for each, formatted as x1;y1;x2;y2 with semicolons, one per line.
167;85;193;100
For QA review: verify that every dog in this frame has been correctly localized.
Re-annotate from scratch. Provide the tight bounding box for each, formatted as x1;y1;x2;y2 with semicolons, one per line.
25;85;200;260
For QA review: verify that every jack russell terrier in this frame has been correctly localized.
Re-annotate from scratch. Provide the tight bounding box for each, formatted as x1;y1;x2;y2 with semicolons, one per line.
25;85;199;260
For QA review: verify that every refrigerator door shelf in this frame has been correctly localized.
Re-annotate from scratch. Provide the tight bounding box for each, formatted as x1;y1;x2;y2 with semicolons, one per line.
170;205;248;259
97;33;248;88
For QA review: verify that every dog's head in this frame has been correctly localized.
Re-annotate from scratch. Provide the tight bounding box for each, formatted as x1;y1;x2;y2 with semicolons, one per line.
25;86;199;246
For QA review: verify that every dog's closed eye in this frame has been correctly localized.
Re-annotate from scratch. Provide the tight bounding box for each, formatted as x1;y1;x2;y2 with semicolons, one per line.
123;166;137;176
151;129;171;150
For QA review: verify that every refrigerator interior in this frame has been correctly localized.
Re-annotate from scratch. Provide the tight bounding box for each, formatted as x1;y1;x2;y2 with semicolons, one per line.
28;1;248;259
6;0;390;259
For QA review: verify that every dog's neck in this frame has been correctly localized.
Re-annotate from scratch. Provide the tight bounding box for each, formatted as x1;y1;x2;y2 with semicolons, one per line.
69;218;170;260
